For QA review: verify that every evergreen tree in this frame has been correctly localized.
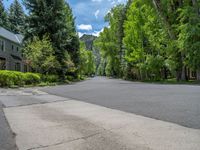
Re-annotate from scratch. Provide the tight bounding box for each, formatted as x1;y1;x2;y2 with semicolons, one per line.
0;0;9;29
64;2;80;77
24;0;78;80
8;0;26;33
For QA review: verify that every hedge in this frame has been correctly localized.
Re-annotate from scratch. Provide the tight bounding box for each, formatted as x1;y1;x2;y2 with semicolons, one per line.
0;70;41;87
24;73;41;85
0;70;76;87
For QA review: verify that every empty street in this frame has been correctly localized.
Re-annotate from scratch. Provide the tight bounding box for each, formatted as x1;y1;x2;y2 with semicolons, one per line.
42;77;200;129
1;77;200;150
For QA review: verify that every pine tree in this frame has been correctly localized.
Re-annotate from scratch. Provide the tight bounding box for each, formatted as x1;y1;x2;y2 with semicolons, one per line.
0;0;9;29
64;2;80;77
24;0;79;79
8;0;26;34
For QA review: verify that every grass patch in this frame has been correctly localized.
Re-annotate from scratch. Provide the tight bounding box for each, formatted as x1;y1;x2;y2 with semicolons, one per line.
143;78;200;85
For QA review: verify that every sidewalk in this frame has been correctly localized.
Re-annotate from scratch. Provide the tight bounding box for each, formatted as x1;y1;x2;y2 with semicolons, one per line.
0;101;17;150
4;97;200;150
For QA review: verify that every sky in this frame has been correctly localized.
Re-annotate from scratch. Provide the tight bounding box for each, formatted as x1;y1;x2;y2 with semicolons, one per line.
3;0;127;37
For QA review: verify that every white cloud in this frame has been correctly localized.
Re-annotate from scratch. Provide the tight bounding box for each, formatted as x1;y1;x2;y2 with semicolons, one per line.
94;10;100;19
77;24;93;31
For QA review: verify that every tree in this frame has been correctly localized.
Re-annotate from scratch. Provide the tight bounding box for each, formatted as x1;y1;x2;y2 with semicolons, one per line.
0;0;9;29
95;27;119;77
95;5;126;77
8;0;26;34
96;0;200;82
64;2;80;77
23;36;60;74
24;0;78;80
79;42;96;76
151;0;187;81
177;0;200;80
106;4;126;77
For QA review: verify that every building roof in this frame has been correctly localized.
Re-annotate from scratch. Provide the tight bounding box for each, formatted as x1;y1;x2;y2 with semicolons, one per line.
0;27;24;44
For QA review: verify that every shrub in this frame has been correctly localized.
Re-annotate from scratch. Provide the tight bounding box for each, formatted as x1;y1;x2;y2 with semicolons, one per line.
66;75;74;81
24;73;41;85
0;70;25;87
41;74;59;83
0;70;40;87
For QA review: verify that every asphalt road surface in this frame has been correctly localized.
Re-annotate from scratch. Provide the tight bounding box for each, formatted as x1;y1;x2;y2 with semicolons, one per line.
41;77;200;129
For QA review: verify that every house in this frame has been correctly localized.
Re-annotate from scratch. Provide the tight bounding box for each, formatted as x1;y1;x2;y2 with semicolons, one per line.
0;27;28;72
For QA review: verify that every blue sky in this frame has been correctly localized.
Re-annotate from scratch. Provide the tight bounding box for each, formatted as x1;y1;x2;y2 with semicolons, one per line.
3;0;127;37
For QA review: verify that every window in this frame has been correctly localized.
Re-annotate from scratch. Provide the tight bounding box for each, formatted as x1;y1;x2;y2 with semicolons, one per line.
0;40;5;51
15;63;21;71
12;45;14;51
16;47;19;52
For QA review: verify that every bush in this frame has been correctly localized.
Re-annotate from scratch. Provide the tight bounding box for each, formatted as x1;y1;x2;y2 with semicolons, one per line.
0;70;25;87
66;75;74;81
41;74;59;83
24;73;41;85
0;70;41;87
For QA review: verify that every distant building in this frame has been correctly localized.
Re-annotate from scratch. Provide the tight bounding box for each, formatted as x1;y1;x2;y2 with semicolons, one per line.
0;27;28;72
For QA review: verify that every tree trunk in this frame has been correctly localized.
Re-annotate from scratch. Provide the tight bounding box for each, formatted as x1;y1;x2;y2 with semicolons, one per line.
192;0;200;15
163;67;168;79
197;69;200;81
181;65;186;81
176;68;181;81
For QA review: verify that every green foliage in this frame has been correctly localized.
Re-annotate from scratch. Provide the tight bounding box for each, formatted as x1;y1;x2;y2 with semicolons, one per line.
24;72;41;85
177;2;200;71
0;70;64;87
8;0;26;34
64;2;80;76
23;36;60;74
41;74;59;83
96;59;106;76
65;75;74;82
79;42;96;76
24;0;79;80
123;0;169;80
0;0;9;29
2;0;199;82
0;70;24;87
95;5;126;77
0;70;40;87
96;0;200;81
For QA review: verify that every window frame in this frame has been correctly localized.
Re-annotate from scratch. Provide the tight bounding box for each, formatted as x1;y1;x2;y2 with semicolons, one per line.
12;45;14;51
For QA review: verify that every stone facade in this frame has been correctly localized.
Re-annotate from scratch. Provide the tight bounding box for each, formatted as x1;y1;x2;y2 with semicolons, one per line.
0;27;28;72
